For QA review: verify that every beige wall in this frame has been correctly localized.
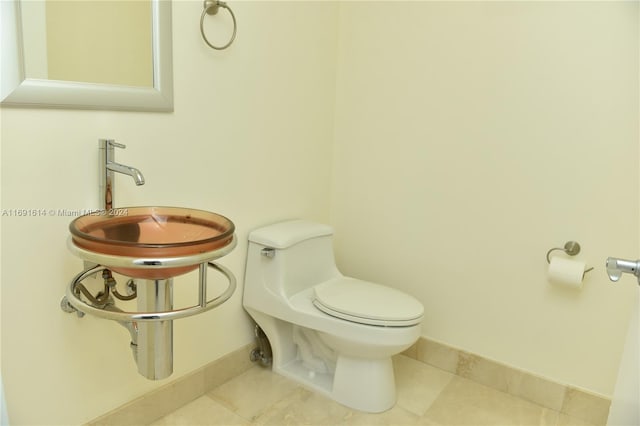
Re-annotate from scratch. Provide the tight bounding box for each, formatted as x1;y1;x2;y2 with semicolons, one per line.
331;1;639;396
0;2;338;424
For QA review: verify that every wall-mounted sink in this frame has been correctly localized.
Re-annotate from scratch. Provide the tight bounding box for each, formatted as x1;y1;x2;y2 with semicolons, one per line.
69;206;235;279
66;205;236;380
62;141;239;381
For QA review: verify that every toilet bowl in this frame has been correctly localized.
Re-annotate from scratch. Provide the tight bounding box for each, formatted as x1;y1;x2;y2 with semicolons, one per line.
242;220;424;413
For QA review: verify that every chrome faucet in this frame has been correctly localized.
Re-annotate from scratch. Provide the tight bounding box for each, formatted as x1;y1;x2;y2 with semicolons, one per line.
99;139;145;210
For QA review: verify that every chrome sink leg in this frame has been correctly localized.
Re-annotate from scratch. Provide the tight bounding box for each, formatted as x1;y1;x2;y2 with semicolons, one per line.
137;278;173;380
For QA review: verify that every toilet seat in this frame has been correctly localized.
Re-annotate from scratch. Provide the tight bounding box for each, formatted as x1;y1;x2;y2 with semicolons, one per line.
312;277;423;327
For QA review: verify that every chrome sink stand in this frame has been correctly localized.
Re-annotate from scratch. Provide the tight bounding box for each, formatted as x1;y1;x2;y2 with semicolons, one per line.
61;139;236;380
64;255;237;380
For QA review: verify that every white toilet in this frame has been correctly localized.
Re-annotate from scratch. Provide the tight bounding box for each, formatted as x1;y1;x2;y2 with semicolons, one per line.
243;220;424;413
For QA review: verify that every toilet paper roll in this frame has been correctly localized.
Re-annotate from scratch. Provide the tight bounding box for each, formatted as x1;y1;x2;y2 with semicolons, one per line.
547;257;586;289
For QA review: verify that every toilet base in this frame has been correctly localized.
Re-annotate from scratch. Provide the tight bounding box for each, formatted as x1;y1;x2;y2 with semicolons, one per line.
244;308;406;413
276;355;396;413
333;355;396;413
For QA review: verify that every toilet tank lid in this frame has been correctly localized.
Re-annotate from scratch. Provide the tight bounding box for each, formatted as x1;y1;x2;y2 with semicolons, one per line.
249;220;333;249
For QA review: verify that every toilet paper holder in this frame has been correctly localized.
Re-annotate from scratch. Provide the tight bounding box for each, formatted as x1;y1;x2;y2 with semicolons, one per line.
546;241;594;273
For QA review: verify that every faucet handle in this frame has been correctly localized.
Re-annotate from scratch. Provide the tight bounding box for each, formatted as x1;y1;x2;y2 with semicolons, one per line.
99;139;127;150
108;140;126;149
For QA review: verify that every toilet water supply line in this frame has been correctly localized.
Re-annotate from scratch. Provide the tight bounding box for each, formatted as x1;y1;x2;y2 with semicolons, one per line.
250;325;273;367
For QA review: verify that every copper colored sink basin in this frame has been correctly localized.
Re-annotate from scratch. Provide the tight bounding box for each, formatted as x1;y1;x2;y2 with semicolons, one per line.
69;206;235;279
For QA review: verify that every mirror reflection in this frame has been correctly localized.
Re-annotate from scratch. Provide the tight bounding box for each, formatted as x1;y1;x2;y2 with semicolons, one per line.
21;0;153;87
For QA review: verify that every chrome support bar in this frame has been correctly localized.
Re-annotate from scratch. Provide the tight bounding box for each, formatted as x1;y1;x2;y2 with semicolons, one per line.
64;262;236;322
63;261;235;380
198;263;208;308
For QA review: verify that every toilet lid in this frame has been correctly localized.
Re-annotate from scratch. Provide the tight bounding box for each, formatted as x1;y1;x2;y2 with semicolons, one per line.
313;278;423;327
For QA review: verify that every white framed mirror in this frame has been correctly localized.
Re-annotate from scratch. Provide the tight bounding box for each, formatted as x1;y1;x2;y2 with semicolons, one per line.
0;0;173;112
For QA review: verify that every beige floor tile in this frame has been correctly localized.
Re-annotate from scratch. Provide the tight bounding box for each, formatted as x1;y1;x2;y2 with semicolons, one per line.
423;376;559;426
339;404;424;426
556;412;599;426
150;396;250;426
207;366;301;422
393;355;455;417
254;387;354;426
152;354;584;426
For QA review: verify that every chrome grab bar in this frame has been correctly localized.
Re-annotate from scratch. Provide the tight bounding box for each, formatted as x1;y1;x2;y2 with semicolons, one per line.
65;262;236;322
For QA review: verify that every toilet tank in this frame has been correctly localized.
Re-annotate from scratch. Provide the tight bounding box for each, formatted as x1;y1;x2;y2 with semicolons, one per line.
245;220;341;298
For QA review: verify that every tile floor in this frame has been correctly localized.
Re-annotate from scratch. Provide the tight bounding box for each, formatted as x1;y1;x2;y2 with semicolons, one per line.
151;355;598;426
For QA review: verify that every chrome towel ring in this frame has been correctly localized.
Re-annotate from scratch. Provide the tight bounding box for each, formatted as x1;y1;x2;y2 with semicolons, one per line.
200;0;237;50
